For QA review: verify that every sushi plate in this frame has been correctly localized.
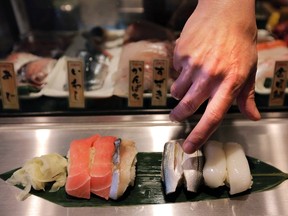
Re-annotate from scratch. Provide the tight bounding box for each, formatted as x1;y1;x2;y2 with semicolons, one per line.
0;113;288;216
1;153;287;207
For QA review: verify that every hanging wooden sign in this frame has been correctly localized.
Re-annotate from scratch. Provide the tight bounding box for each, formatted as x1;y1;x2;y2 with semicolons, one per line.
269;61;288;106
67;60;85;108
0;62;19;110
152;59;168;106
128;60;144;107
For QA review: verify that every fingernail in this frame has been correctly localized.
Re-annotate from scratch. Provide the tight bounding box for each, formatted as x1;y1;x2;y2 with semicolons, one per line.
172;94;180;100
169;112;179;123
170;91;180;100
169;116;178;123
182;141;197;154
170;87;180;100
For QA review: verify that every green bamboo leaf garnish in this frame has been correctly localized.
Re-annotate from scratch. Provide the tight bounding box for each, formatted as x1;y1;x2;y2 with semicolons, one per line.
0;153;287;207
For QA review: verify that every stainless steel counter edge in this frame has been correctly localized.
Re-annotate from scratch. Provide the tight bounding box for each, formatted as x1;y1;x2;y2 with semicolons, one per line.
0;111;287;126
1;112;288;216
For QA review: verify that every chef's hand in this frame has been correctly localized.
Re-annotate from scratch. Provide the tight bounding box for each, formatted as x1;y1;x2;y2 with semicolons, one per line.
170;0;261;153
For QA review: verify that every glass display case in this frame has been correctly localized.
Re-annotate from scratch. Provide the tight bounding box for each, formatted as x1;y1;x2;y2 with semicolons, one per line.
0;0;181;116
0;0;286;116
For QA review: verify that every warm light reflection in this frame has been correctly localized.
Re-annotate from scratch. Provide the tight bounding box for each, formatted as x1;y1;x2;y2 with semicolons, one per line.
268;124;288;169
152;204;174;216
35;129;51;156
25;196;42;216
60;4;73;12
149;126;174;152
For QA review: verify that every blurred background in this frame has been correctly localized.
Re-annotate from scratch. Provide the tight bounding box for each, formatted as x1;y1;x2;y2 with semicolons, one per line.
0;0;288;115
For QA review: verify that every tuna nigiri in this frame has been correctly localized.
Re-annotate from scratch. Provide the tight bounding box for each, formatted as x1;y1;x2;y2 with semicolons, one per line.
65;135;98;199
90;136;116;199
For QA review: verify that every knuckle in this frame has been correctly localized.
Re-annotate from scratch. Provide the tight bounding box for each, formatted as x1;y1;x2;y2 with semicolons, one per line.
180;99;198;113
206;107;223;128
225;73;247;96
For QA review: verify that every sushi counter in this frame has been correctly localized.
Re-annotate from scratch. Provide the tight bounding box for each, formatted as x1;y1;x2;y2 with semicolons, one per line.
0;112;288;216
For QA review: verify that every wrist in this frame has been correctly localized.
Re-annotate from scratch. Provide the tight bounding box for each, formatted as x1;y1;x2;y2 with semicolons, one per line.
194;0;257;38
197;0;255;13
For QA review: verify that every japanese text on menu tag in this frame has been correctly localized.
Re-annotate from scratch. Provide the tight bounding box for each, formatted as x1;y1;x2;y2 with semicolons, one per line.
269;61;288;106
67;60;85;108
128;60;144;107
0;62;19;110
152;59;168;106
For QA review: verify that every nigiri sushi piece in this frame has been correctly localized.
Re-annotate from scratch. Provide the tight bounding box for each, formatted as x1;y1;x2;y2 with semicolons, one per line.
203;140;227;188
109;139;137;200
182;150;204;192
65;136;95;199
224;142;253;195
161;140;184;195
161;139;204;194
90;136;116;200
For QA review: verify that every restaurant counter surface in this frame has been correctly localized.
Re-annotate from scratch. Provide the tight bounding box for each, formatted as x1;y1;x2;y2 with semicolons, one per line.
0;112;288;216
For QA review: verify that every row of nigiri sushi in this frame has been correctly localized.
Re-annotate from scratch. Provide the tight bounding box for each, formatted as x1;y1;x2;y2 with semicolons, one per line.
161;140;252;195
7;136;251;201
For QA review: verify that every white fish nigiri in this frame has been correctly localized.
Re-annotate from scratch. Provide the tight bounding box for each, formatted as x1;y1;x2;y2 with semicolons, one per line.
182;150;204;192
109;139;137;200
161;140;183;195
203;140;227;188
224;142;253;195
161;139;204;194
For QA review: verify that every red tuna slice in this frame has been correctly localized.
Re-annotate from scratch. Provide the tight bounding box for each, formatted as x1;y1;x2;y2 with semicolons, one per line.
65;134;100;199
90;136;116;200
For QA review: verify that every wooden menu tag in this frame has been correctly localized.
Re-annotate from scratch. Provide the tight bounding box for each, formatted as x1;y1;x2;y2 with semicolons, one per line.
152;59;168;106
0;62;19;110
67;60;85;108
128;60;144;107
269;61;288;106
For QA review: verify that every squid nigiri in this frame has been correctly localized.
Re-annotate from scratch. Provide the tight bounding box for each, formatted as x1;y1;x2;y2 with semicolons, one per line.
203;140;227;188
202;141;253;195
224;142;253;195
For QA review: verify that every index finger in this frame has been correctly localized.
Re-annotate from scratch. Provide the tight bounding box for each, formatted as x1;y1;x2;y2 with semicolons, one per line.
181;86;234;153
